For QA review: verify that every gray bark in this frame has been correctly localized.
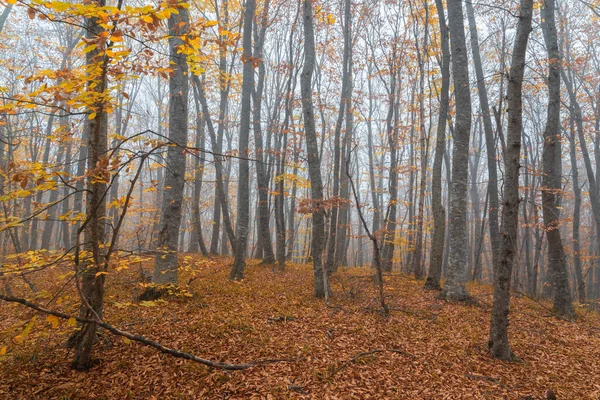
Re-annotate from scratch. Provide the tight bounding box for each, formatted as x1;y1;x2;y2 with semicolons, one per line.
72;1;108;369
540;0;575;318
440;0;472;301
488;0;533;361
425;0;449;290
153;8;190;284
301;0;329;298
465;0;501;278
230;0;256;280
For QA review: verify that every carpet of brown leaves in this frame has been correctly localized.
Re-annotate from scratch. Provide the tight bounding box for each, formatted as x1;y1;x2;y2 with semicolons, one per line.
1;255;600;399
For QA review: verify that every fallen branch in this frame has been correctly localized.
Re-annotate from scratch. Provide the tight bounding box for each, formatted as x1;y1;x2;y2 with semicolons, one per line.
0;293;298;371
331;348;415;377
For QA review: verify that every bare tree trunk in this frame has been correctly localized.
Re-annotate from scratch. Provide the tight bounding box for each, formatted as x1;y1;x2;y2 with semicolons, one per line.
540;0;575;318
411;0;429;280
326;0;352;274
301;0;329;299
488;0;533;361
230;0;256;280
72;1;108;369
440;0;472;301
465;0;501;278
567;101;585;302
425;0;449;290
152;8;190;284
189;84;208;256
252;0;275;265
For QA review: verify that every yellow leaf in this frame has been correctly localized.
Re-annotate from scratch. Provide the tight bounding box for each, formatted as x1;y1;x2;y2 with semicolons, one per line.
0;347;6;355
82;44;97;54
67;317;77;327
95;271;108;276
88;112;97;120
6;0;17;4
140;15;153;23
46;315;59;329
14;316;36;343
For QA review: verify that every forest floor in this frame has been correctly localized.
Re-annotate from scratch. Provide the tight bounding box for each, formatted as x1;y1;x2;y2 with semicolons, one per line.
1;255;600;399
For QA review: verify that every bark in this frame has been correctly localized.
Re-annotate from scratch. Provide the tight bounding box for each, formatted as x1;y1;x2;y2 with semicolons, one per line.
411;0;429;280
210;1;232;255
540;0;575;318
425;0;449;290
194;75;236;251
230;0;256;280
189;84;209;256
301;0;329;299
72;0;109;369
465;0;501;277
152;8;190;284
488;0;533;361
252;0;275;265
381;67;399;272
326;0;353;274
567;120;585;302
440;0;472;301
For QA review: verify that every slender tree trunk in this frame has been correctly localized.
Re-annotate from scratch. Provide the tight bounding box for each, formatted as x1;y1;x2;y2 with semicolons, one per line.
440;0;472;301
425;0;449;290
194;75;236;251
466;0;501;278
326;0;352;274
189;84;209;256
72;1;109;369
540;0;575;318
411;0;429;280
252;0;275;265
488;0;533;361
230;0;256;280
567;101;585;302
152;8;190;284
301;0;329;299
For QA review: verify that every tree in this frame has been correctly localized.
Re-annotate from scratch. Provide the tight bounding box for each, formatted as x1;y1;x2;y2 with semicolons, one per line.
539;0;575;318
301;0;329;299
440;0;471;301
152;6;190;285
230;0;256;280
425;0;449;290
488;0;533;361
71;0;109;369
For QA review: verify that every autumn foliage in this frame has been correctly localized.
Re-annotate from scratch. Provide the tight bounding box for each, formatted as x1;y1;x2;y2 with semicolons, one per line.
1;255;600;399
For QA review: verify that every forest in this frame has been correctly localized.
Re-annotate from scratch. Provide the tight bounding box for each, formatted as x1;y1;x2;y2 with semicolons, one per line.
1;0;600;398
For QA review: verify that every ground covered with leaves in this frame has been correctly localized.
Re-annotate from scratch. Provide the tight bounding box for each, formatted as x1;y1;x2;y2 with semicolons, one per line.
1;255;600;399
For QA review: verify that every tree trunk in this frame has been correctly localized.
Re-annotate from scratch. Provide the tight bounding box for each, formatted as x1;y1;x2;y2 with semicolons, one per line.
152;8;190;284
301;0;329;299
440;0;472;301
488;0;533;361
539;0;575;318
465;0;501;278
230;0;256;280
72;1;109;369
189;84;209;256
252;0;275;265
425;0;449;290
